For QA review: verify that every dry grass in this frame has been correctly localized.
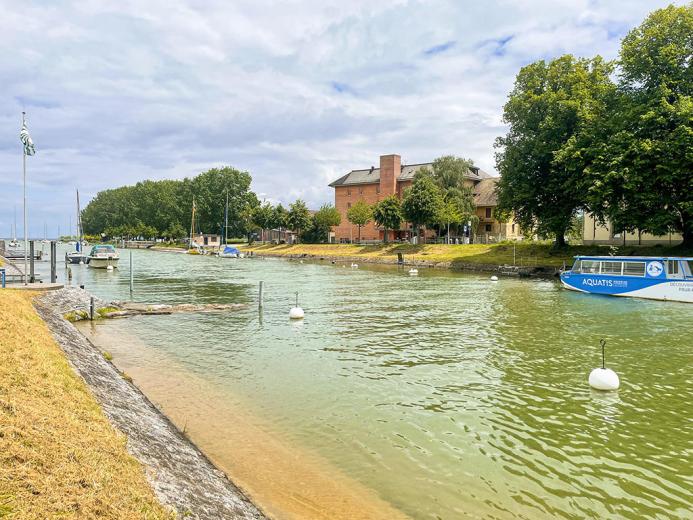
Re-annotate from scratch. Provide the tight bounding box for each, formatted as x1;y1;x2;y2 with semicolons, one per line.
0;290;173;519
241;242;692;268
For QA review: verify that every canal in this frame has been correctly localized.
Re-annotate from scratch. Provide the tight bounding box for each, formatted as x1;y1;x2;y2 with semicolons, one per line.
43;246;693;518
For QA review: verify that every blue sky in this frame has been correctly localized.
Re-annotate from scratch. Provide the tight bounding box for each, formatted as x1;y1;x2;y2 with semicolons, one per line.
0;0;683;237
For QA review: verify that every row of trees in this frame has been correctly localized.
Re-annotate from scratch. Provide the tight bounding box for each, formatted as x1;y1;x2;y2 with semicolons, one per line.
81;167;259;240
495;4;692;247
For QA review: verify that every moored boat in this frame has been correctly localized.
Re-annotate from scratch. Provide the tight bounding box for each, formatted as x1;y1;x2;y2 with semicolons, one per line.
560;256;693;303
218;245;244;258
87;244;120;269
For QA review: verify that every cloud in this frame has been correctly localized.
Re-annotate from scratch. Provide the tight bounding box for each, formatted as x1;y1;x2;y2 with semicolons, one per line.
0;0;685;235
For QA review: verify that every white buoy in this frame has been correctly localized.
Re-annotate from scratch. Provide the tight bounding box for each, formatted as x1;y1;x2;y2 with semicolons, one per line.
351;263;358;269
409;268;418;276
589;339;620;391
490;275;499;282
289;292;304;319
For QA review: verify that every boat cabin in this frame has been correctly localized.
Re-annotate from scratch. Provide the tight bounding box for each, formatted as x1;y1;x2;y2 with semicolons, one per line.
569;257;693;279
191;234;221;248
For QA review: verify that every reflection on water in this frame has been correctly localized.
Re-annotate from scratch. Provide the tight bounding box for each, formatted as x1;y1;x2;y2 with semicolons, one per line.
52;246;693;519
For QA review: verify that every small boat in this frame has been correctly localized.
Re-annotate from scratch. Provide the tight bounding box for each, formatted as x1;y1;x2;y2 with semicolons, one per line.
66;189;87;264
218;245;244;258
87;244;120;269
9;239;19;248
560;255;693;303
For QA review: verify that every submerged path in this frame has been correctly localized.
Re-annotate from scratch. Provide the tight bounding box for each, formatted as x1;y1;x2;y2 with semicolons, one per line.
34;287;266;520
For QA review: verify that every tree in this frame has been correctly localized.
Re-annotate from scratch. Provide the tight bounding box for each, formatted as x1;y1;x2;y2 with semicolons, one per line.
346;200;372;243
430;155;475;191
495;55;615;247
372;195;402;243
164;223;187;241
252;202;274;242
287;200;312;241
401;173;444;243
587;5;693;246
436;199;463;244
301;204;341;243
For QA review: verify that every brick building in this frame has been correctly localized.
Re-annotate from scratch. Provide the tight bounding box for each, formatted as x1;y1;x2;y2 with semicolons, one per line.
329;154;520;243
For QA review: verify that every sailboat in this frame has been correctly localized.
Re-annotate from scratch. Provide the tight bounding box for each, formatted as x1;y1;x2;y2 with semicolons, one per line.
9;207;19;247
65;189;87;264
218;191;243;258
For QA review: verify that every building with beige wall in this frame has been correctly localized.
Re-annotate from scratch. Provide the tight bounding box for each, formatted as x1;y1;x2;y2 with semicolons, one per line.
329;154;521;243
582;213;683;246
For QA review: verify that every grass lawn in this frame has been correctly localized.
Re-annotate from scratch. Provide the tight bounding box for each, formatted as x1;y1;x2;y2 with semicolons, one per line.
240;242;692;268
0;290;171;519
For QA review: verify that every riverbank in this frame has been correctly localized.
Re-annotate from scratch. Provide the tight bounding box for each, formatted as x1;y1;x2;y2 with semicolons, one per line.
0;290;170;519
2;287;265;519
238;242;692;274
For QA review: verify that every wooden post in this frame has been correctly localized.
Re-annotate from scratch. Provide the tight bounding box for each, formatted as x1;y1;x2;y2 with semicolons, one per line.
129;250;134;298
258;281;264;309
29;241;35;282
89;297;94;321
50;241;57;283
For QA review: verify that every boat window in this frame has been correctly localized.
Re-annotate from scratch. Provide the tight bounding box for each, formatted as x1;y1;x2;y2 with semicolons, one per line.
571;259;581;272
580;260;600;274
684;261;693;277
623;261;646;277
600;261;623;275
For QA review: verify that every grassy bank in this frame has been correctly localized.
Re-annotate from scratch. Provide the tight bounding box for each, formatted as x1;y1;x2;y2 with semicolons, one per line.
0;290;171;519
240;242;691;268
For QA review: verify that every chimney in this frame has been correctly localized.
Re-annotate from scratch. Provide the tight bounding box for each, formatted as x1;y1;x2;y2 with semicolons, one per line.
379;154;400;197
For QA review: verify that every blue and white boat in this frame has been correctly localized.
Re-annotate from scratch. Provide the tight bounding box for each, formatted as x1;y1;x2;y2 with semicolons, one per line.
560;256;693;303
218;245;244;258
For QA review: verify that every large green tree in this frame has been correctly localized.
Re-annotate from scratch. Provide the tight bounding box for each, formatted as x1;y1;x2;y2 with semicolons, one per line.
372;195;402;243
287;200;312;241
252;202;275;241
301;204;341;243
495;55;615;247
587;4;693;245
401;173;444;243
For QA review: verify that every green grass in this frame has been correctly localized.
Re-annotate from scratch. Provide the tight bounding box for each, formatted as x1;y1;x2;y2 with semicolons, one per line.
240;242;692;269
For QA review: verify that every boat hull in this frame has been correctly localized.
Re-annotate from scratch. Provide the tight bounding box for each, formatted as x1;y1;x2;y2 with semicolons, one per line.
560;273;693;303
65;253;86;265
88;257;119;269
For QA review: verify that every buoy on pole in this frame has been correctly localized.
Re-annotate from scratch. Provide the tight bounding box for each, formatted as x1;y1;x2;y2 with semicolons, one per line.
289;292;304;319
589;339;620;391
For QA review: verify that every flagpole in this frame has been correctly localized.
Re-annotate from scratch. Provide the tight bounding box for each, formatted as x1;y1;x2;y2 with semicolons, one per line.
22;112;28;285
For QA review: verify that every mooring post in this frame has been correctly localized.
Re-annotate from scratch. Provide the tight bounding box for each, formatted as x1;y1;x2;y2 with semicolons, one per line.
129;250;134;298
513;242;516;266
89;296;94;321
258;281;264;308
50;241;57;283
29;241;35;282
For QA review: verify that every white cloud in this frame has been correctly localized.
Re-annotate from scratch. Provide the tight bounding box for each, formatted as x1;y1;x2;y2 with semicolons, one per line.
0;0;684;235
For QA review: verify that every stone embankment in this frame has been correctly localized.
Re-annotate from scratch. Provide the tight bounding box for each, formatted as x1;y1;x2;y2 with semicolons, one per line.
33;287;265;520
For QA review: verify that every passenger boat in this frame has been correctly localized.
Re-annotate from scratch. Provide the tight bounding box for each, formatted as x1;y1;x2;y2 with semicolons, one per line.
87;244;120;269
560;256;693;303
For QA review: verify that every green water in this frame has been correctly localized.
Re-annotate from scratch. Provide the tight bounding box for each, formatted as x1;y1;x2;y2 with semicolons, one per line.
53;247;692;518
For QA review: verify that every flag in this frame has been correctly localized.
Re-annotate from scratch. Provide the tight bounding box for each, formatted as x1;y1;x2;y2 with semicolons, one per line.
20;119;36;156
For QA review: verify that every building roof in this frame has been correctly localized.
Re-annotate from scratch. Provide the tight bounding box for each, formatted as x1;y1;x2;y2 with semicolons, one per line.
329;162;493;187
472;177;499;207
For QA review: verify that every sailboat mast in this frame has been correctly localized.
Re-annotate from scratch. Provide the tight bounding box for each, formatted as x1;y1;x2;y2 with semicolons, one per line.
225;190;228;246
189;197;195;250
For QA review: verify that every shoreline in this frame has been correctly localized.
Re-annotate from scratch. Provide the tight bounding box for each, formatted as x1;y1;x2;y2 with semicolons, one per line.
32;287;266;519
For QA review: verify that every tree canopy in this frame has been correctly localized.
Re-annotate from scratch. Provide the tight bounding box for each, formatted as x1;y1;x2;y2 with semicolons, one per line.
587;4;693;245
346;200;372;243
495;55;615;247
401;173;444;241
81;166;258;239
287;200;312;240
372;195;402;243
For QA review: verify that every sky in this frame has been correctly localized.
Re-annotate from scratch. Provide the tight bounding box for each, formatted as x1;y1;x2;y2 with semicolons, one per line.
0;0;683;237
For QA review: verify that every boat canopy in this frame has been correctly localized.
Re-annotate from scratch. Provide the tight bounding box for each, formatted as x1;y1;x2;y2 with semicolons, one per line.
223;246;240;255
90;245;116;254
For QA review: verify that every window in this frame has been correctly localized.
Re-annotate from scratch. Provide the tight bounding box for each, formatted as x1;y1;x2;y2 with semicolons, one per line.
600;261;622;275
485;208;492;218
485;224;492;232
667;260;683;279
623;261;646;277
580;260;600;274
511;224;515;233
376;186;380;194
347;202;351;208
